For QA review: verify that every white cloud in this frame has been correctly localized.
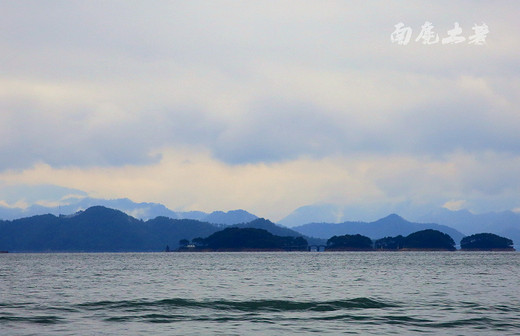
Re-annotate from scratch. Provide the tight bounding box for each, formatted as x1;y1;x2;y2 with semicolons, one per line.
443;200;468;211
1;1;519;216
1;148;519;220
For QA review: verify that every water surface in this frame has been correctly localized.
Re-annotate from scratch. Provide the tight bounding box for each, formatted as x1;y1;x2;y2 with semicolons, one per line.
1;252;519;335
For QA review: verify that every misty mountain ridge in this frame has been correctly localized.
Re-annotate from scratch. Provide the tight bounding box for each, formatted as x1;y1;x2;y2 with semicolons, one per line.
292;214;465;243
410;207;520;247
0;197;257;225
2;195;520;247
231;218;324;245
0;206;308;252
4;196;520;238
3;205;519;252
279;203;520;229
279;203;520;244
412;207;520;234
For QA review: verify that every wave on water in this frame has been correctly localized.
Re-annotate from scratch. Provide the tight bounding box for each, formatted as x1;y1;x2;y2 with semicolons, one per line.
0;315;63;324
0;298;396;327
77;297;395;313
71;297;400;325
2;298;520;334
72;297;520;331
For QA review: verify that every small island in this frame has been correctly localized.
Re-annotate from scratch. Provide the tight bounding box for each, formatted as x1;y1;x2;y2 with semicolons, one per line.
375;229;456;251
401;229;456;251
460;233;515;251
326;234;373;251
178;227;309;251
176;228;517;252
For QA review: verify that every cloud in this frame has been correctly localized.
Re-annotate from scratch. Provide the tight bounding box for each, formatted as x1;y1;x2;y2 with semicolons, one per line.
443;200;467;211
2;148;520;220
1;1;519;217
3;68;518;170
0;79;225;169
0;182;87;208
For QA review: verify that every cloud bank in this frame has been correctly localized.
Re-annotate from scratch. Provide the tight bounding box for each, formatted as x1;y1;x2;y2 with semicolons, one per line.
1;1;519;219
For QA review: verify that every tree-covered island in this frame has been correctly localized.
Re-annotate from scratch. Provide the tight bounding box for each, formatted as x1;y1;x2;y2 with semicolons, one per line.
178;227;309;251
460;233;515;251
326;234;373;251
326;229;457;251
182;228;514;252
375;229;456;251
374;235;405;250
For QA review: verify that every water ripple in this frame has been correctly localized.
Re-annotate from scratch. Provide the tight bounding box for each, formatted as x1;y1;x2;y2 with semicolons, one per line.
77;297;395;313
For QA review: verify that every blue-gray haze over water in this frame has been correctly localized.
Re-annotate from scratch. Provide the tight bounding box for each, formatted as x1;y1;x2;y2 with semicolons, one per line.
1;252;520;335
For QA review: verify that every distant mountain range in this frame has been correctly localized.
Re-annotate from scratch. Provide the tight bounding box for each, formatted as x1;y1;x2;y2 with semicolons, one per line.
3;197;520;250
1;205;497;253
5;197;520;241
0;197;258;225
411;207;520;236
0;205;481;253
409;208;520;249
277;203;427;227
0;206;313;252
291;214;465;244
279;203;520;245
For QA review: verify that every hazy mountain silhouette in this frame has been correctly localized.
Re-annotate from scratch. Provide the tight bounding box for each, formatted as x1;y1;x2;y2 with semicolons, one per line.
0;197;258;225
232;218;324;245
0;206;303;252
278;204;403;227
412;208;520;236
292;214;465;243
203;210;258;225
0;206;221;252
280;203;520;231
278;204;348;227
409;208;520;246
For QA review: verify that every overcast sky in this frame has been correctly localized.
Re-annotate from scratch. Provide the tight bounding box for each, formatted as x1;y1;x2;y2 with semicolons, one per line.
1;1;519;220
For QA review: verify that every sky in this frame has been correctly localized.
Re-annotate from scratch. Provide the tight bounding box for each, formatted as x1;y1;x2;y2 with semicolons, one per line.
1;1;520;221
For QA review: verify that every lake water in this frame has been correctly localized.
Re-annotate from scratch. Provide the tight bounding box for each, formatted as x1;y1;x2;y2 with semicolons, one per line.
1;252;520;335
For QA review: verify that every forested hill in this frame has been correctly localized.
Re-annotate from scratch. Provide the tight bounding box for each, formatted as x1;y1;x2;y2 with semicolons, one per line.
231;218;325;245
0;206;311;252
0;206;219;252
